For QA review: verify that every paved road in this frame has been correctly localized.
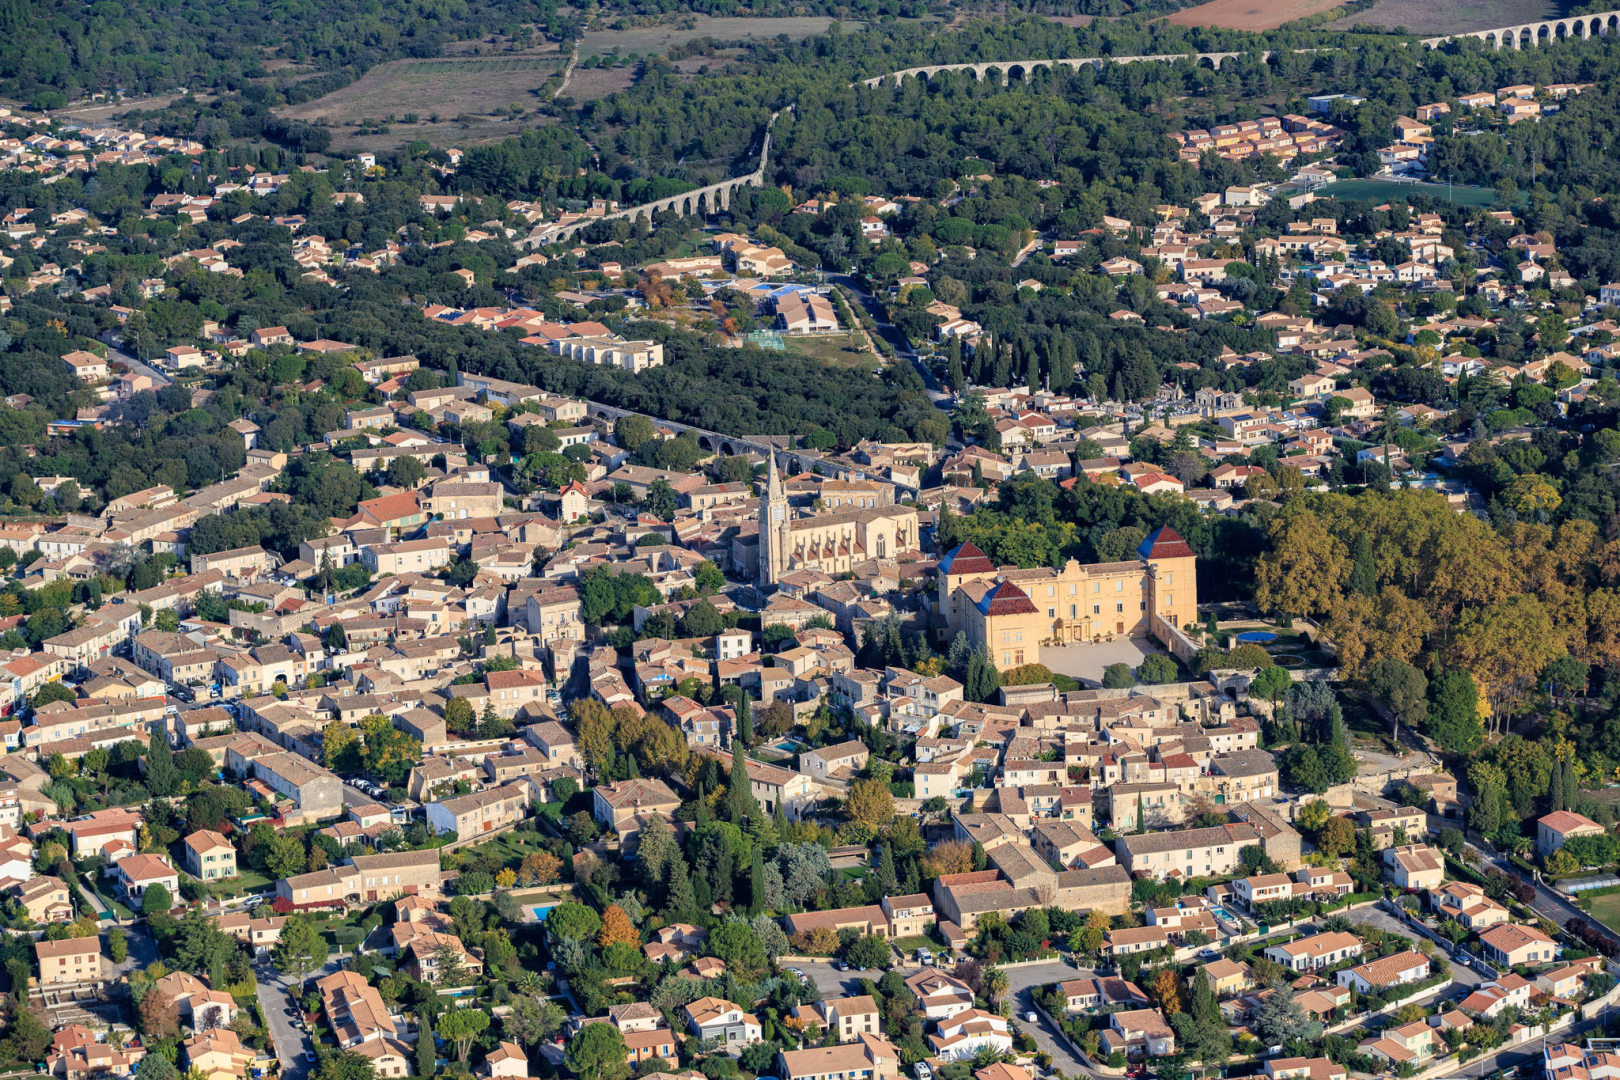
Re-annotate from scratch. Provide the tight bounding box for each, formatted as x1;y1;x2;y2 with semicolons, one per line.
1461;832;1618;947
826;274;951;405
1009;239;1042;268
256;956;342;1080
96;334;172;386
1346;905;1486;990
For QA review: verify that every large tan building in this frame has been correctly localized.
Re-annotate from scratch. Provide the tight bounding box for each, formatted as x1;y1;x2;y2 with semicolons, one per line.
36;937;103;985
938;526;1198;668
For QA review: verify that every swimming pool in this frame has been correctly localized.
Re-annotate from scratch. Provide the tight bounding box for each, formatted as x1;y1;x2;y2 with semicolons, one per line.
1235;631;1278;644
532;905;554;922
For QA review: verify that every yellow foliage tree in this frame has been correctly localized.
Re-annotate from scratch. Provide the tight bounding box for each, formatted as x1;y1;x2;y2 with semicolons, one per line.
921;840;974;878
495;868;517;889
847;778;895;831
519;851;562;885
1151;968;1184;1016
598;904;638;949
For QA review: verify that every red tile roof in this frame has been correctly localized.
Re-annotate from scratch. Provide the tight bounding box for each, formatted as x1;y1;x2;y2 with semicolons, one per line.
977;580;1039;617
1138;525;1195;561
941;542;995;576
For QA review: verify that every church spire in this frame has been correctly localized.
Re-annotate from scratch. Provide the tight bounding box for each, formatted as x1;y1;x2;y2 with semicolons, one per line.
767;448;782;500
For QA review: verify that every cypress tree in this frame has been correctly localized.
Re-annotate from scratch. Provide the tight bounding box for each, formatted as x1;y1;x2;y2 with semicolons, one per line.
1348;533;1376;598
737;694;753;747
416;1019;436;1076
750;848;766;914
876;845;898;893
727;751;759;823
971;842;987;872
145;730;178;797
666;856;696;918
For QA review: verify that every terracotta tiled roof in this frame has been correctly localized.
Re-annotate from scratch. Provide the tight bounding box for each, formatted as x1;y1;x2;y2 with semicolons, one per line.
1137;524;1195;560
941;542;995;576
977;580;1038;616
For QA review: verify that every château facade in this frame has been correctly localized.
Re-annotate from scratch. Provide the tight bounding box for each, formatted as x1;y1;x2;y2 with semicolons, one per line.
937;526;1198;669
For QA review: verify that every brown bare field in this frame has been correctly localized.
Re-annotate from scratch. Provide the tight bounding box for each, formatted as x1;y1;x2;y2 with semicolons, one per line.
320;118;549;155
1327;0;1572;32
563;65;640;101
279;56;564;125
1167;0;1347;30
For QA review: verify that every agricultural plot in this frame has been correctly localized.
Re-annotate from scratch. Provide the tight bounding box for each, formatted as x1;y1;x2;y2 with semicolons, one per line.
1316;179;1498;207
1328;0;1578;33
1167;0;1350;31
280;56;565;126
577;15;867;59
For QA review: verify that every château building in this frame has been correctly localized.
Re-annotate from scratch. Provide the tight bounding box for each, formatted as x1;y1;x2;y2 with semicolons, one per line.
936;526;1198;669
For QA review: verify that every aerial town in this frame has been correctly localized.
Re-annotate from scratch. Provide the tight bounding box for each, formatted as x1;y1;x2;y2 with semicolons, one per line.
7;10;1620;1080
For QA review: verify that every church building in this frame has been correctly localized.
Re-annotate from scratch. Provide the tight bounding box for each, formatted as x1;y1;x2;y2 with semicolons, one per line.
741;454;920;587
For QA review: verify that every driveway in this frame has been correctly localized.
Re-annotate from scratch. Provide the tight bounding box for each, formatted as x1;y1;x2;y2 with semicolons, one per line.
108;923;159;981
1041;637;1164;686
1001;961;1097;1077
95;335;172;386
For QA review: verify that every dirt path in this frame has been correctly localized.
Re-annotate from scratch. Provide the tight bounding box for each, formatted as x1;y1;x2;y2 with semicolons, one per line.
553;45;580;100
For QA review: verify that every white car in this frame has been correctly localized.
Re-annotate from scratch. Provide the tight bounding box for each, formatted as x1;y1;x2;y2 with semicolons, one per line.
915;1064;932;1080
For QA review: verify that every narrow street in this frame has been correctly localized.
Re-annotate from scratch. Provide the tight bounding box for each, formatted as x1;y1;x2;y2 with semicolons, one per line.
95;334;173;387
825;273;952;406
255;956;342;1079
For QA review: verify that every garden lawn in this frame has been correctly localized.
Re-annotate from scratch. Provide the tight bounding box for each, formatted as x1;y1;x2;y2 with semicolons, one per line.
1584;891;1620;935
460;829;550;870
209;870;273;897
891;934;939;955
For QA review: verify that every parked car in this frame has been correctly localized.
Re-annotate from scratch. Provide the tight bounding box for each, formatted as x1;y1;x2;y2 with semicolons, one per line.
1025;1012;1038;1024
915;1065;932;1080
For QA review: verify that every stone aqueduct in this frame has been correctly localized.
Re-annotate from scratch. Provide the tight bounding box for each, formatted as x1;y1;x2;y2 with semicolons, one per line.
545;112;783;244
858;50;1273;87
545;12;1620;246
1421;9;1620;49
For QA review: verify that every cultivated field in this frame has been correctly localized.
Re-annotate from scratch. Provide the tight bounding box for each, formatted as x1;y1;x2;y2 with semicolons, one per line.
280;56;565;126
1167;0;1349;30
1328;0;1578;33
577;15;866;59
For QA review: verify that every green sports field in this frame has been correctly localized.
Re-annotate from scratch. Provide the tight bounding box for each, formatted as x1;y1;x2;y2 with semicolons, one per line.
1314;179;1498;207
